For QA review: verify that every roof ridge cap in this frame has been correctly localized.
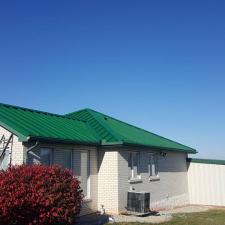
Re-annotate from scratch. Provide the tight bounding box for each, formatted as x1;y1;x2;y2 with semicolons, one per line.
86;109;122;142
65;108;90;117
64;108;120;142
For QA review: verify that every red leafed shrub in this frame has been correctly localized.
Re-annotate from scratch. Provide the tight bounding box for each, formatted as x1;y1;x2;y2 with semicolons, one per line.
0;164;83;225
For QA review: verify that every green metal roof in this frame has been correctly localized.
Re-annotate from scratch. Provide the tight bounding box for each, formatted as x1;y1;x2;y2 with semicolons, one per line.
0;103;99;144
66;108;197;153
187;158;225;165
0;103;196;153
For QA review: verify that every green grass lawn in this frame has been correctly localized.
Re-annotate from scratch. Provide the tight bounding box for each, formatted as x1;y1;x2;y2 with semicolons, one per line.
113;209;225;225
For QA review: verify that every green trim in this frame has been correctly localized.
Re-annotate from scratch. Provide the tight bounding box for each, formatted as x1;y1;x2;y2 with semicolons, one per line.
187;158;225;165
28;136;99;146
101;140;123;145
124;142;197;154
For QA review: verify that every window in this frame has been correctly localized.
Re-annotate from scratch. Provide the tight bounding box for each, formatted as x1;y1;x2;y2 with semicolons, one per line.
81;151;90;198
149;153;158;177
40;148;52;166
41;148;91;198
129;152;140;179
54;149;72;169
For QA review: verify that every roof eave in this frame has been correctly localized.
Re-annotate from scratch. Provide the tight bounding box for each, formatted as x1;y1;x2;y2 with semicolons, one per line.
28;136;100;146
0;121;28;142
101;139;123;146
187;158;225;165
122;141;197;154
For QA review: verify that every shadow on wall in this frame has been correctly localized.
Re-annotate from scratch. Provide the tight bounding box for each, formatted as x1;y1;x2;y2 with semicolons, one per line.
97;149;104;173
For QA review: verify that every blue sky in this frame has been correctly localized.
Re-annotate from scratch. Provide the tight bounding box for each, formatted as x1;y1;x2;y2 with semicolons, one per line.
0;1;224;159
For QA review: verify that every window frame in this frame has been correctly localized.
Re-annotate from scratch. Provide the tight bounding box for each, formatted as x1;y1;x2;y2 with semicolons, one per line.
148;153;159;180
129;151;141;180
81;150;91;199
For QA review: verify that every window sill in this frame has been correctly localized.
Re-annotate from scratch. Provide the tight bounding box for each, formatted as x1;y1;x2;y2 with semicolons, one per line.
149;176;160;181
128;178;143;184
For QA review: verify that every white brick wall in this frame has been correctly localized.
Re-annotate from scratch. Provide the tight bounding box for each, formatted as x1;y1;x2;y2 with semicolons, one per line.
98;151;119;214
0;126;24;166
11;135;24;165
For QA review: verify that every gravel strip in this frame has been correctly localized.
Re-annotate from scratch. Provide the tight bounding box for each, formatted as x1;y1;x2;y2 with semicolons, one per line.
112;213;172;223
163;205;213;214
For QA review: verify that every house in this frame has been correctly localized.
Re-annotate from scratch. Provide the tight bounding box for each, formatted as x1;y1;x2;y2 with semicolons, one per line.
0;103;197;215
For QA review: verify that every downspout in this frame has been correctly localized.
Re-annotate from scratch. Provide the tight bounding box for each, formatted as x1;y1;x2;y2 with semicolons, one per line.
9;135;14;167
